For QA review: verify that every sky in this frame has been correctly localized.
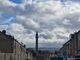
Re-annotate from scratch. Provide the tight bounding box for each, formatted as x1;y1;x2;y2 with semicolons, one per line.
0;0;80;48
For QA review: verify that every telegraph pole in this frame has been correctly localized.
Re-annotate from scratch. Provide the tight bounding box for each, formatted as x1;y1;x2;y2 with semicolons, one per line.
35;32;38;60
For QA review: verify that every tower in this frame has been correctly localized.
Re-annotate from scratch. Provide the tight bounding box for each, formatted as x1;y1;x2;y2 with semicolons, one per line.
35;32;38;60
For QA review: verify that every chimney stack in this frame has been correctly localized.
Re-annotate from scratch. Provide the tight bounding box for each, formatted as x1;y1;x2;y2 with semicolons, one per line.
35;32;38;60
2;30;6;35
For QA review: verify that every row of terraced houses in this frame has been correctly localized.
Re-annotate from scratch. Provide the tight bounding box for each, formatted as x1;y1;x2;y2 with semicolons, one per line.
0;30;56;60
2;29;80;60
58;30;80;58
0;30;32;60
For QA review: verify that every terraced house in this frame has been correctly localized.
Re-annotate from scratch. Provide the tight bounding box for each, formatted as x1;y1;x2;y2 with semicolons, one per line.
0;30;33;60
58;30;80;58
0;30;26;54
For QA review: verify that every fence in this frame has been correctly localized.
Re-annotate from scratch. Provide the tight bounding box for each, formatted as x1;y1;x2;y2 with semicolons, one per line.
0;53;28;60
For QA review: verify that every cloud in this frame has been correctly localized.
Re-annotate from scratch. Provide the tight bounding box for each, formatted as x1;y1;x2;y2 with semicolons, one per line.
16;16;40;31
7;23;26;34
0;0;80;48
0;25;9;31
0;0;18;7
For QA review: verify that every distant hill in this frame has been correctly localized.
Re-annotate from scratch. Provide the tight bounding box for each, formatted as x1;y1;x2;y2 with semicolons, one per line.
26;48;60;53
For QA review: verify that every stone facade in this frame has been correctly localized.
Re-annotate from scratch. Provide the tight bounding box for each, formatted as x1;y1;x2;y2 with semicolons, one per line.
0;30;26;54
59;30;80;57
13;40;26;54
0;30;14;53
26;48;33;60
77;31;80;55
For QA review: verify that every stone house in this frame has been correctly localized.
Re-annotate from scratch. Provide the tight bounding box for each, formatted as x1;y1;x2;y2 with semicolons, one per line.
58;31;80;58
0;30;26;54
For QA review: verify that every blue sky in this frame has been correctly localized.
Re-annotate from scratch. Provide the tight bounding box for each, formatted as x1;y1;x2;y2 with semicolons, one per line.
0;12;15;25
9;0;22;4
0;0;80;48
0;0;22;24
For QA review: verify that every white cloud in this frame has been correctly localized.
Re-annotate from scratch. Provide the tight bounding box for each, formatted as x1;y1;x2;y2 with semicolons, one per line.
0;0;18;7
7;23;26;34
0;0;80;48
16;15;40;31
62;19;72;25
0;25;8;31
